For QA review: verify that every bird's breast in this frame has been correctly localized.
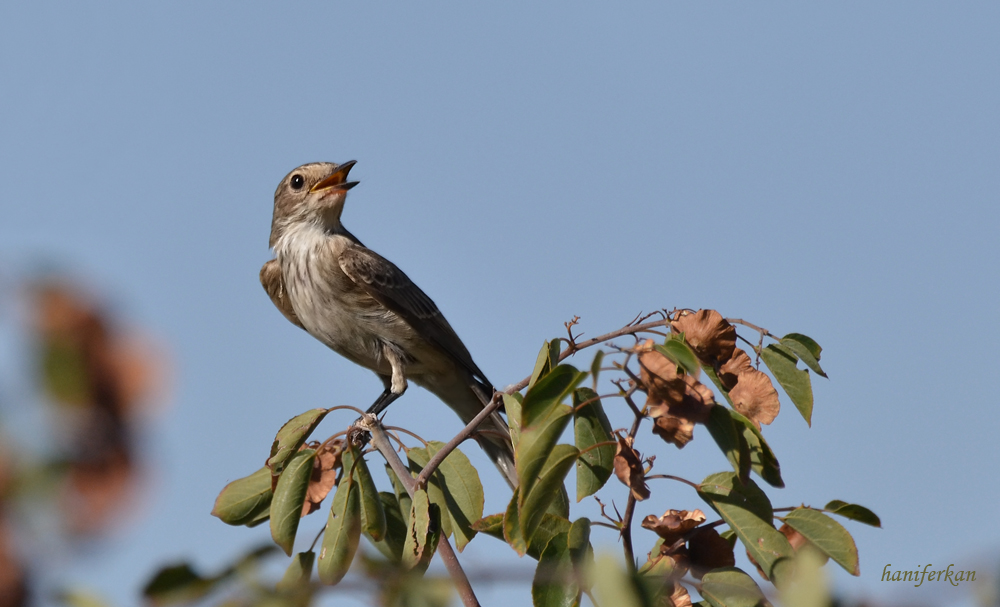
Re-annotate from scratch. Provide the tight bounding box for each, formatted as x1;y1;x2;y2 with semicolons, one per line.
273;225;417;374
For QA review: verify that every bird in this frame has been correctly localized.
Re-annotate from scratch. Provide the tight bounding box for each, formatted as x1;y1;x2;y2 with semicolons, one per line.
260;161;518;489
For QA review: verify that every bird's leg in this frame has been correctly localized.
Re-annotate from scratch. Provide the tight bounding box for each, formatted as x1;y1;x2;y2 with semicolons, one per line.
366;345;408;416
366;385;403;416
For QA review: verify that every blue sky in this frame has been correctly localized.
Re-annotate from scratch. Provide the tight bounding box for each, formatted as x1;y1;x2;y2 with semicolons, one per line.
1;2;998;606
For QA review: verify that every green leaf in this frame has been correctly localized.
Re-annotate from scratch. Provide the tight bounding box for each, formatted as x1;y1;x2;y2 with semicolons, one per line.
592;555;647;607
780;334;827;378
142;563;214;605
823;500;881;527
408;441;485;552
529;339;562;388
270;448;316;555
521;444;579;541
783;508;860;575
502;488;572;559
471;512;505;540
368;492;408;562
342;447;386;542
656;336;701;377
700;567;770;607
532;532;581;607
55;590;115;607
521;364;586;428
503;392;524;448
402;489;441;573
705;405;750;482
702;364;735;406
573;388;614;501
385;464;412;528
267;409;329;479
779;548;828;607
548;483;571;519
567;518;593;586
731;410;783;488
698;473;793;584
760;344;813;426
504;487;527;556
516;405;572;500
317;467;361;585
590;350;605;390
276;551;315;592
211;467;273;526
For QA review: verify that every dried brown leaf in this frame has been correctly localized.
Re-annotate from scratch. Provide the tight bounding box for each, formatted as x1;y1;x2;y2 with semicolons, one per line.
641;509;705;545
638;342;686;405
671;310;736;366
668;583;693;607
719;348;753;391
641;346;714;448
301;439;344;517
728;368;780;429
613;434;649;501
651;414;695;448
688;527;736;579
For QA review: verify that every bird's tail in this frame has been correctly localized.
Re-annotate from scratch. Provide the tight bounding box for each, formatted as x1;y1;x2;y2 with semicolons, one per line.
429;378;519;490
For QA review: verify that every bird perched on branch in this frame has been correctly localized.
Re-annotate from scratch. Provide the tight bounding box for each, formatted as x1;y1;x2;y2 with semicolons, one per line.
260;161;517;489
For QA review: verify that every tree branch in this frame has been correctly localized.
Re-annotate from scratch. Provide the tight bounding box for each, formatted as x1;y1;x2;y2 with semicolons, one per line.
506;319;671;394
357;414;482;607
413;392;504;490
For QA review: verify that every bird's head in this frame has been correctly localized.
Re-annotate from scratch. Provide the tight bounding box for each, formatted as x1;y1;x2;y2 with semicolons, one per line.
270;161;359;247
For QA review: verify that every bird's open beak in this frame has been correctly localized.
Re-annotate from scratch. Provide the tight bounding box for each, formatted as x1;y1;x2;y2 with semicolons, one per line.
310;160;359;193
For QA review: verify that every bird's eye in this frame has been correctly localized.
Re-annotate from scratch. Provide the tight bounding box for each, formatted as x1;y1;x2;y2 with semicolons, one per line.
290;174;305;190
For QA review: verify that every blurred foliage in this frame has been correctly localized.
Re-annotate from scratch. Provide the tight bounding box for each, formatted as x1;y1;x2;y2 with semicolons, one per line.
0;278;167;606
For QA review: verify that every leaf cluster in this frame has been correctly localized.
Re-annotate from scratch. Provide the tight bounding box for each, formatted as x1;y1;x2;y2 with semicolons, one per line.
188;309;880;607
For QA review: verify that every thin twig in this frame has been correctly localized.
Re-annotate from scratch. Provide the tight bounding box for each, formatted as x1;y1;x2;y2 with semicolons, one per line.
506;319;672;394
414;393;504;490
384;425;429;446
326;404;368;416
358;415;482;607
621;493;637;574
725;318;777;340
645;474;699;490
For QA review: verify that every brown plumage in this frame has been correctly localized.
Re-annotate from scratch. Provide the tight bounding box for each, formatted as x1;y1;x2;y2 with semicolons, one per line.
260;161;517;488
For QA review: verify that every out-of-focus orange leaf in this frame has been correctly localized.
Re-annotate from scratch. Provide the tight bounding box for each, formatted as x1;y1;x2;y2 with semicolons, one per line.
719;348;754;391
671;310;736;366
0;521;27;607
33;282;168;415
612;435;649;501
62;447;135;535
28;281;170;536
302;440;344;517
729;369;780;429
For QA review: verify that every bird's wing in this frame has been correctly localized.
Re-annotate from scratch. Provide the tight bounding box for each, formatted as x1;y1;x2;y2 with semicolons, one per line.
337;243;491;385
260;259;304;329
